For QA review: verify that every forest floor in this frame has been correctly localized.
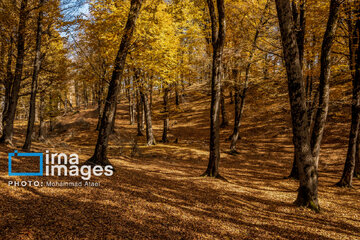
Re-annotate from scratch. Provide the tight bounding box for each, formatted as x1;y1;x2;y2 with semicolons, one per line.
0;82;360;240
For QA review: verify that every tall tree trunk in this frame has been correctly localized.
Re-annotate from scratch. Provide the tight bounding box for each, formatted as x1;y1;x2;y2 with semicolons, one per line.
337;12;360;187
23;0;45;150
229;0;270;153
202;0;226;178
85;0;143;166
162;86;169;143
287;0;306;179
311;0;342;168
0;0;29;145
2;35;14;129
140;88;156;146
276;0;319;212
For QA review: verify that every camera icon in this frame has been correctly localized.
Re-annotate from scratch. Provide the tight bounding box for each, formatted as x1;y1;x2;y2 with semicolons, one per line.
8;150;43;176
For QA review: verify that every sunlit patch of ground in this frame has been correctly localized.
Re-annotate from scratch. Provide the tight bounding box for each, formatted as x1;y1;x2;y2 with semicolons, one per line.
0;83;359;239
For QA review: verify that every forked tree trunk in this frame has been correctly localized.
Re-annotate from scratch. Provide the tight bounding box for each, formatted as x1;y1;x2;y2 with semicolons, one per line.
140;89;156;146
0;0;29;145
162;86;169;143
276;0;319;212
85;0;143;166
202;0;226;178
23;0;45;150
337;13;360;187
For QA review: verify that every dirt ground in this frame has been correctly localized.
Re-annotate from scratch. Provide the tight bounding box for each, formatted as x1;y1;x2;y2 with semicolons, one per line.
0;83;359;240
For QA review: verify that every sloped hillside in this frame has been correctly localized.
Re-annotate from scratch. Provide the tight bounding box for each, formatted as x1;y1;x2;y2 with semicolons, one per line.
0;83;359;240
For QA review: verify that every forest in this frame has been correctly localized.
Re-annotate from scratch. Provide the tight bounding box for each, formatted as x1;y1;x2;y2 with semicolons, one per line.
0;0;360;239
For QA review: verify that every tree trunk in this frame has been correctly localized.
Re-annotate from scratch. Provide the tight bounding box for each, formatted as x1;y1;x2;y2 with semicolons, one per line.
175;82;180;106
2;35;14;130
230;68;248;153
202;0;226;178
38;92;45;141
96;79;105;130
276;0;319;212
229;0;269;153
83;80;88;109
220;87;229;128
85;0;143;166
337;13;360;187
355;138;360;178
0;0;29;145
140;89;156;146
136;88;143;136
287;0;306;178
23;0;45;151
311;0;342;168
162;86;169;143
111;100;118;133
126;77;135;125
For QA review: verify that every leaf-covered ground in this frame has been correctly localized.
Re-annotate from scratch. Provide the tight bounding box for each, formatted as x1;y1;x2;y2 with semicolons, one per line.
0;83;359;239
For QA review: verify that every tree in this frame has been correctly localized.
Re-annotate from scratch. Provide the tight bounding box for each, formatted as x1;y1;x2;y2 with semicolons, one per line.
202;0;226;178
275;0;319;211
85;0;143;166
337;4;360;187
0;0;29;145
229;0;271;154
22;0;45;150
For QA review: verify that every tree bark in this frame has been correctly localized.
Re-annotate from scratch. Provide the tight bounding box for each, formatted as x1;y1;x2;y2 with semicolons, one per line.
162;86;170;143
202;0;226;178
140;88;156;146
2;35;14;130
276;0;319;212
337;12;360;187
85;0;143;166
136;88;144;136
96;78;105;130
38;92;45;141
288;0;306;178
311;0;342;168
355;138;360;178
0;0;29;145
22;0;45;150
220;87;229;128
